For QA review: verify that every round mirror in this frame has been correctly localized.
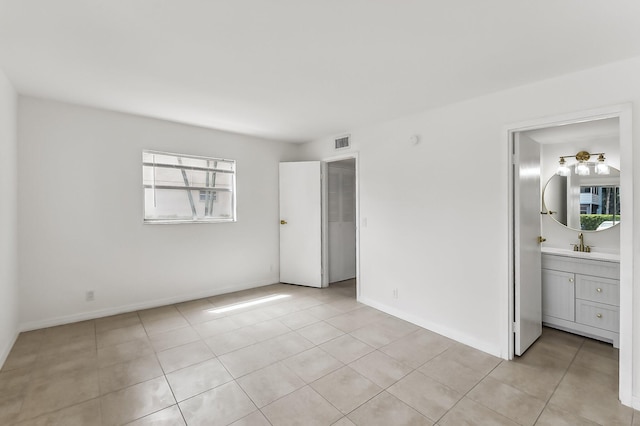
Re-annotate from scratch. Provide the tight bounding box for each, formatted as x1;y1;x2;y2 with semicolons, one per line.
542;167;620;232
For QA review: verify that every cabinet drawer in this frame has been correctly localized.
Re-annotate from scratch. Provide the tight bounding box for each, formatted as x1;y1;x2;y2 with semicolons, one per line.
542;254;619;280
575;275;619;306
576;299;619;332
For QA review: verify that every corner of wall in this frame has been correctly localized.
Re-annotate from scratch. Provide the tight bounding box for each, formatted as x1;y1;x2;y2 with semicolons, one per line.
0;331;19;369
0;67;19;369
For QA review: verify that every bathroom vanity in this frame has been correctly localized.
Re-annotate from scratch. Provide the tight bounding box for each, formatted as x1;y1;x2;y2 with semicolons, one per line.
541;247;620;347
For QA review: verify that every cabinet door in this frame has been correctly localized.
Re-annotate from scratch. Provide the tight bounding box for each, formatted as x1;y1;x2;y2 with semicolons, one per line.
542;269;575;321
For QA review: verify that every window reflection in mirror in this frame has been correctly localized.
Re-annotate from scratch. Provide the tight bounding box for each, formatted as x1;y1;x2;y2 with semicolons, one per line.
543;167;620;231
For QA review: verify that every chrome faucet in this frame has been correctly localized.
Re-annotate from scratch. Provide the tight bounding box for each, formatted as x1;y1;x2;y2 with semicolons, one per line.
573;232;591;252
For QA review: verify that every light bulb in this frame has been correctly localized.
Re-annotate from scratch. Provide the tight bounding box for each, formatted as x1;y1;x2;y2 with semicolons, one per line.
595;154;610;175
575;161;590;176
556;158;570;176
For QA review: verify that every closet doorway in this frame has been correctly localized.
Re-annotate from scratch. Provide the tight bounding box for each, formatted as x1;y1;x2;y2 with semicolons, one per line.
322;154;359;298
327;159;356;283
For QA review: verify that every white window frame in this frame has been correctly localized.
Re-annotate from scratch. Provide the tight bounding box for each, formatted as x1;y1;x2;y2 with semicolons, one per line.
142;150;237;224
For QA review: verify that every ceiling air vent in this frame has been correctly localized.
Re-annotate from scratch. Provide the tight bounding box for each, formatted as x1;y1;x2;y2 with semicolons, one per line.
334;134;351;150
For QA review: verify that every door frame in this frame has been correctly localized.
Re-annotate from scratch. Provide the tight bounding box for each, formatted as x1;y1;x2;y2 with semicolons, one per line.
321;152;360;299
505;103;633;406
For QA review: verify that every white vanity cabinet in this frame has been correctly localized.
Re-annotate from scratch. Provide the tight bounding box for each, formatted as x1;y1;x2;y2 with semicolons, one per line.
542;251;620;347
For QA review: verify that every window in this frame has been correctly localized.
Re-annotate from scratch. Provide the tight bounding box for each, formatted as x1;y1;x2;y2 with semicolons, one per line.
143;150;236;223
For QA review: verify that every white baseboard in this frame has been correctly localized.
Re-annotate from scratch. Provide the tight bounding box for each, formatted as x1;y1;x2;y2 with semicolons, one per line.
0;329;19;369
19;279;278;332
358;296;502;358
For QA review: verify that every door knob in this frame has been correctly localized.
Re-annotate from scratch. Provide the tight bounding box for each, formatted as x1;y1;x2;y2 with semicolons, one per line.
280;220;287;225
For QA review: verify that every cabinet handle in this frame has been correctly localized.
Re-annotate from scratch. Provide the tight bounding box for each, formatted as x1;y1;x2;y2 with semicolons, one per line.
596;313;603;319
596;288;602;293
569;278;574;283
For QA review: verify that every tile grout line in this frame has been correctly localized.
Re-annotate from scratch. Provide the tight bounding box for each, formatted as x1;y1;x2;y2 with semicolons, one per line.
132;296;404;421
230;305;393;423
135;307;188;425
251;294;364;424
126;293;352;424
430;350;511;425
529;338;591;426
12;397;104;426
340;354;423;423
225;364;265;425
5;293;366;425
12;323;99;424
155;297;279;424
15;282;626;426
313;338;438;424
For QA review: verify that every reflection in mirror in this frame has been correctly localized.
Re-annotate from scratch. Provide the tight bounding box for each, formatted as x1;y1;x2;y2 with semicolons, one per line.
543;167;620;232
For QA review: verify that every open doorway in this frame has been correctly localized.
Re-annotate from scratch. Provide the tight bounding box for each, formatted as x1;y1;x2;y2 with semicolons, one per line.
322;156;359;300
506;104;633;407
278;155;359;297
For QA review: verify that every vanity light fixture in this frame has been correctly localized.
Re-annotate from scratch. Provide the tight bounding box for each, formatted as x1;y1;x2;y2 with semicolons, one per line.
555;151;610;176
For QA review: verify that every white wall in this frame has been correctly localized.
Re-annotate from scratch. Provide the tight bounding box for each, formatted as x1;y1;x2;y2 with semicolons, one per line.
0;69;18;367
18;97;299;329
299;56;640;403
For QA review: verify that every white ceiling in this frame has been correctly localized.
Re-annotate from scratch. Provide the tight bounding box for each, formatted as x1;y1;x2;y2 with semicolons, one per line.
1;1;640;143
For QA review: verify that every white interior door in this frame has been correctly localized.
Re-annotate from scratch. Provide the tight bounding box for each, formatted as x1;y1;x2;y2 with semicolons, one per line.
514;132;542;356
279;161;322;288
328;163;356;282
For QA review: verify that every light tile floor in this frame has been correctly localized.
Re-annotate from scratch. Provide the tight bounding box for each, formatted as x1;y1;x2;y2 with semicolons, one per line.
0;280;637;425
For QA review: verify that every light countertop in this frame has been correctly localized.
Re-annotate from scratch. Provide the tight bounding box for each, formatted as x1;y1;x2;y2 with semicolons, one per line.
541;247;620;262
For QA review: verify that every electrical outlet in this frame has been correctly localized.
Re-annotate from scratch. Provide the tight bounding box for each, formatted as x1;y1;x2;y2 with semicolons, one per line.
393;288;398;299
86;290;95;302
